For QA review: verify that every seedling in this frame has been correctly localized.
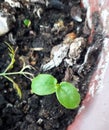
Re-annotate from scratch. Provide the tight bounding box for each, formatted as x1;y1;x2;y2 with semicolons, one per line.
23;19;31;27
31;74;81;109
0;42;34;98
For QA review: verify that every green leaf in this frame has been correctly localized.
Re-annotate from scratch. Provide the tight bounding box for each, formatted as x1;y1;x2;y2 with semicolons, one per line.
31;74;57;95
56;82;80;109
23;19;31;27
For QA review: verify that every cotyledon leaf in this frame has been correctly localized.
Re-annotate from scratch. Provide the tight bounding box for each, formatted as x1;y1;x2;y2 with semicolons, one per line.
56;82;80;109
31;74;57;95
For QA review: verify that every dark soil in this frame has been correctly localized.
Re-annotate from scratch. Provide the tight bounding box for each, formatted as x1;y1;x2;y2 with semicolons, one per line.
0;0;103;130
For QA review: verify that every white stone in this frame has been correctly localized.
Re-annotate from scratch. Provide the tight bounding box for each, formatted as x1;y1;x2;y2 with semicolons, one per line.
0;12;9;36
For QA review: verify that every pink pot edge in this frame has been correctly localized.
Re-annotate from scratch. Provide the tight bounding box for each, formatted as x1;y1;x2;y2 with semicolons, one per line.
67;0;109;130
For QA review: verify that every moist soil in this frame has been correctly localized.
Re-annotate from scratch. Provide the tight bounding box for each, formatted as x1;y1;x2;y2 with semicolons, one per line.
0;0;103;130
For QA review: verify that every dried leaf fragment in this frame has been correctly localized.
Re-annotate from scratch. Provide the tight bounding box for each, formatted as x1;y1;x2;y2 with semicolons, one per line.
68;37;86;60
41;44;69;71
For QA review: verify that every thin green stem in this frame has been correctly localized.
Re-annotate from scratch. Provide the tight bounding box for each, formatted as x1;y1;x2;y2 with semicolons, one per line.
0;72;19;76
0;71;34;77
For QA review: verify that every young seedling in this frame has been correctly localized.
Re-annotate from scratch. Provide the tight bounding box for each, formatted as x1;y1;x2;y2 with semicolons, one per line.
31;74;81;109
0;42;34;98
23;19;31;27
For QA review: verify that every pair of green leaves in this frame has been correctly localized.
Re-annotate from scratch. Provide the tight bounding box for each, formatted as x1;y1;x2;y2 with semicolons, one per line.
31;74;80;109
